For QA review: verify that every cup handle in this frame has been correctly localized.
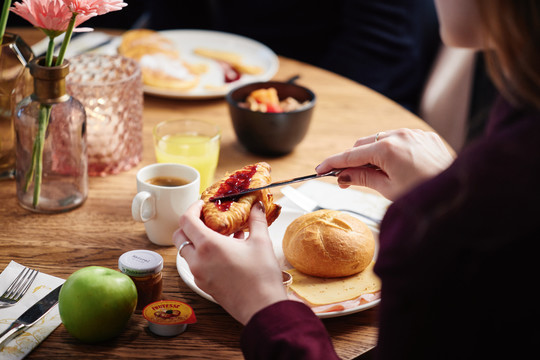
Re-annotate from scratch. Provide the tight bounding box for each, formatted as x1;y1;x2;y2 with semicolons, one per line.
132;191;156;222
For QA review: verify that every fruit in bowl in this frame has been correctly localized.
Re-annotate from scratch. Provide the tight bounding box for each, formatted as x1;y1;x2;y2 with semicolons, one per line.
226;80;316;156
239;88;310;113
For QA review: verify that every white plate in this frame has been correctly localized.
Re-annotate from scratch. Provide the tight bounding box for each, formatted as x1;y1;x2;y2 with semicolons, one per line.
135;29;279;99
176;208;380;319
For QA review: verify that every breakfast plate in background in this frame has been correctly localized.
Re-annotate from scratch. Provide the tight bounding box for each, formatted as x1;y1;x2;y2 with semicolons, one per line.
33;29;279;99
176;208;381;319
116;29;279;99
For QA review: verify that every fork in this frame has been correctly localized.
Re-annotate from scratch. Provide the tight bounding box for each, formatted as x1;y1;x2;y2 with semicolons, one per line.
0;267;39;308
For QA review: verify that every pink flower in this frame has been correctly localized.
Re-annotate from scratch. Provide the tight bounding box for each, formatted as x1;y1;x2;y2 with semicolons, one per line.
63;0;127;16
11;0;93;35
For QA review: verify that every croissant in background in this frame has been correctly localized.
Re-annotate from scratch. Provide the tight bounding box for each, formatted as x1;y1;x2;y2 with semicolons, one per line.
201;162;281;235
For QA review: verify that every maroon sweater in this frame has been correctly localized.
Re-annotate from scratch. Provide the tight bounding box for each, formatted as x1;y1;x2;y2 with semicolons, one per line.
241;301;340;359
242;96;540;359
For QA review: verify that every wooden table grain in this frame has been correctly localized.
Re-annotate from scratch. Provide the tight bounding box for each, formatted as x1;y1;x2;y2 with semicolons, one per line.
1;28;438;359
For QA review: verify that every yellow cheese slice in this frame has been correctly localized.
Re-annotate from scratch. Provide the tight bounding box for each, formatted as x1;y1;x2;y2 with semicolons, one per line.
287;261;381;306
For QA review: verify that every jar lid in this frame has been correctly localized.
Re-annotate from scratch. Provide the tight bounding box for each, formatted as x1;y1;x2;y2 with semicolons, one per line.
119;250;163;276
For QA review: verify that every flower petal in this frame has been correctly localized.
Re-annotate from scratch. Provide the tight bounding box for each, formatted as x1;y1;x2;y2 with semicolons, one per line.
63;0;127;16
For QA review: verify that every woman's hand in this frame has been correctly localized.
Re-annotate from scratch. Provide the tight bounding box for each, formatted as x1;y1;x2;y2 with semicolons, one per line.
173;200;288;325
316;129;455;200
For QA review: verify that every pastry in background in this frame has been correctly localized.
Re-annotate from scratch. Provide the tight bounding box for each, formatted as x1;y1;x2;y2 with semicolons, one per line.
118;29;207;92
118;29;178;60
194;47;263;75
137;54;200;91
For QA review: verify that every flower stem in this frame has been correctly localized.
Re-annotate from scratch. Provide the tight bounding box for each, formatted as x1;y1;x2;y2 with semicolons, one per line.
45;36;55;67
55;12;78;66
23;129;38;192
32;104;51;208
23;36;54;194
0;0;11;46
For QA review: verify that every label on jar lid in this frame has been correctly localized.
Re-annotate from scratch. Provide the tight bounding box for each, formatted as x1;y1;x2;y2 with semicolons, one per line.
119;250;163;276
143;300;197;325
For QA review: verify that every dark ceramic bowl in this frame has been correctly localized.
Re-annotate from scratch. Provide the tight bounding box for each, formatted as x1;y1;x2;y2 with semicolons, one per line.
226;80;316;156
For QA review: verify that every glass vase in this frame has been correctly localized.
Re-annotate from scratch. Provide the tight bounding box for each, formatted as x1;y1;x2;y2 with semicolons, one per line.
14;57;88;213
66;54;143;176
0;33;34;179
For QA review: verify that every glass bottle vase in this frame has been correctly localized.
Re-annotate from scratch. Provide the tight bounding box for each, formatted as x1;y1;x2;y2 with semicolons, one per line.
0;33;34;179
14;57;88;213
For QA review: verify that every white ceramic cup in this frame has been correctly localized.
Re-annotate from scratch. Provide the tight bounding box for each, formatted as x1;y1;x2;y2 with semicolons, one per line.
132;163;200;246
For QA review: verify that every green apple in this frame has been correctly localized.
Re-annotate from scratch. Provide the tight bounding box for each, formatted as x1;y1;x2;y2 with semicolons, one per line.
59;266;137;343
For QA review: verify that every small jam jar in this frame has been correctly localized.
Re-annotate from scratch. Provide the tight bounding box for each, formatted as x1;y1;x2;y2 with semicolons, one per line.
119;250;163;311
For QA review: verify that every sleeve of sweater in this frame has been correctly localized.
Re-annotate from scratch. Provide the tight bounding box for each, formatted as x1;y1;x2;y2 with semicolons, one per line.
241;300;340;360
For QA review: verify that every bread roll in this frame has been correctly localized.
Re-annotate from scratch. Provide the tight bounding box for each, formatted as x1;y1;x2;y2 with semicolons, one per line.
282;210;375;278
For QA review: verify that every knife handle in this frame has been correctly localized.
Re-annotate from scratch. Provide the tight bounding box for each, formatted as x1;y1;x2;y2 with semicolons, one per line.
0;322;26;350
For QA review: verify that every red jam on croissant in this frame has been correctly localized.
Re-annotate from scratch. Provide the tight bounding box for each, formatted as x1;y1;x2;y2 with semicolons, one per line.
201;162;281;235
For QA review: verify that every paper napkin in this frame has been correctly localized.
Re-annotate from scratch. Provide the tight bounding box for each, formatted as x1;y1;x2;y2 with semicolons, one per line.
0;261;65;360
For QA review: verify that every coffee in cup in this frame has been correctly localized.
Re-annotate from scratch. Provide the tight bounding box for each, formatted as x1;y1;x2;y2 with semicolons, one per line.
146;176;190;187
132;163;200;246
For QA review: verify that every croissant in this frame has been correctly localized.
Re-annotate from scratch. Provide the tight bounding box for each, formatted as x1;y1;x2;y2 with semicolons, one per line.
201;162;281;235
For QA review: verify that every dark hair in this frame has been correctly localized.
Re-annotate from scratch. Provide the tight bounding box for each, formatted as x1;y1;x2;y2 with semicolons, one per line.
477;0;540;109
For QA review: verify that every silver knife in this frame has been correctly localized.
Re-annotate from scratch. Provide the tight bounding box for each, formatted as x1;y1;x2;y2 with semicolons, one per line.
209;169;343;202
209;164;382;203
0;284;63;350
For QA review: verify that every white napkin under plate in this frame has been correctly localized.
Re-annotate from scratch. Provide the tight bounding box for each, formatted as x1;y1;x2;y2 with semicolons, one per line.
277;180;392;222
0;261;65;360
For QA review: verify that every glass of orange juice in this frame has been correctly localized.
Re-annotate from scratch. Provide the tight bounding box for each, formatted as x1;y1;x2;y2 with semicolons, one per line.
153;119;220;193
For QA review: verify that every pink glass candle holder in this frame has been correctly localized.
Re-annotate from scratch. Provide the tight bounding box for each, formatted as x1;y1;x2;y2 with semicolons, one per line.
67;54;143;176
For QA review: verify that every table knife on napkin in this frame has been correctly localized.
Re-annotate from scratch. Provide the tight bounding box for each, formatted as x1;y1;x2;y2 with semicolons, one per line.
0;284;62;350
281;185;382;226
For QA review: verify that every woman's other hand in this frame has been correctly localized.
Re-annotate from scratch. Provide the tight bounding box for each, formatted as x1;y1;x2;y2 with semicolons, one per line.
173;200;288;325
316;129;455;200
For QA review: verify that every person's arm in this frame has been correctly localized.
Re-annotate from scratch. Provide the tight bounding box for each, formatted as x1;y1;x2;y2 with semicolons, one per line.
241;300;339;360
316;128;455;200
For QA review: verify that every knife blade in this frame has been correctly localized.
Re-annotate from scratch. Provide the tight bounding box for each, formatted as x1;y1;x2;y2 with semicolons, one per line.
209;169;343;202
0;284;62;350
280;185;382;227
209;163;382;203
280;185;321;213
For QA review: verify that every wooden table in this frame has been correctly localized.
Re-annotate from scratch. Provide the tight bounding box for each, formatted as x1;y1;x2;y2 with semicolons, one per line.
1;28;438;359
